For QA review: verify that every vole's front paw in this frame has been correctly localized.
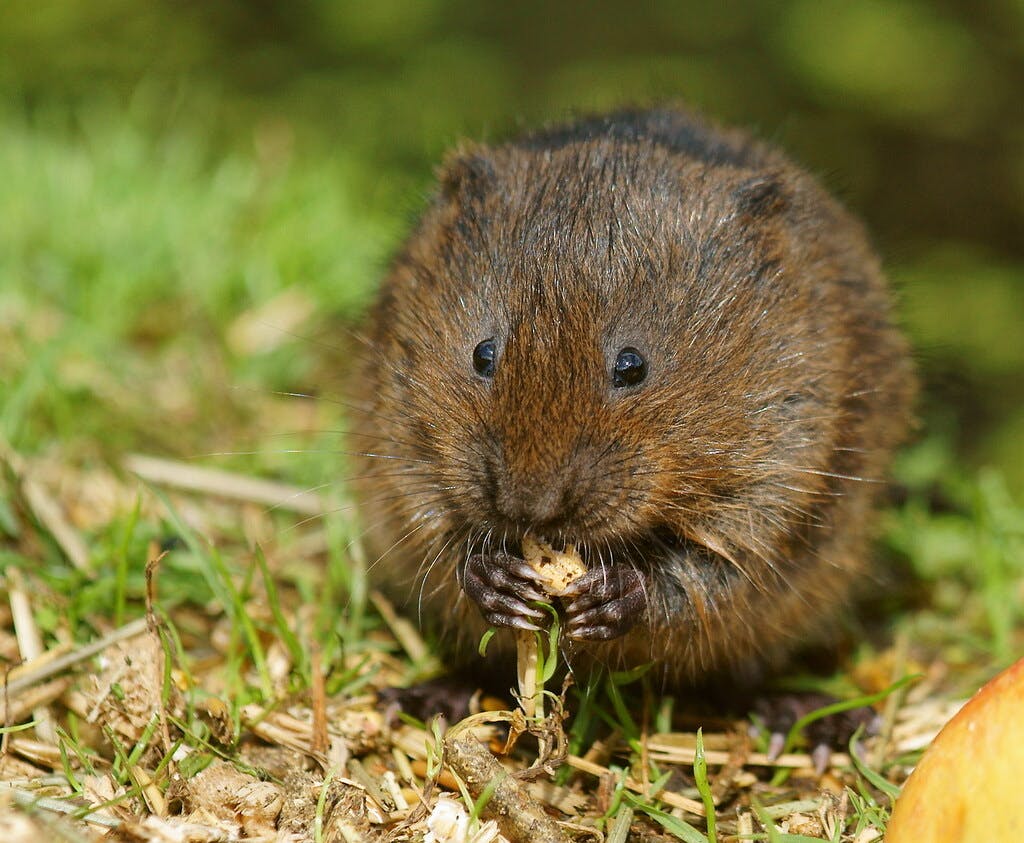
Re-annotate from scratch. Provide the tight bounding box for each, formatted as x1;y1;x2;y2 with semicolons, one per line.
461;551;549;630
561;566;646;640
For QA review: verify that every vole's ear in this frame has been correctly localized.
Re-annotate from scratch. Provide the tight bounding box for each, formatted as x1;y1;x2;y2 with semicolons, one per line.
732;173;789;219
438;145;497;201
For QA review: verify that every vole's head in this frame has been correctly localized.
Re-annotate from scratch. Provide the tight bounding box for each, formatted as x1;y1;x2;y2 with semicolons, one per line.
362;118;844;570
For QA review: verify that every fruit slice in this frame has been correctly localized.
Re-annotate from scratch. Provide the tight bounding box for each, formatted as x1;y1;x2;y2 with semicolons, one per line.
887;657;1024;842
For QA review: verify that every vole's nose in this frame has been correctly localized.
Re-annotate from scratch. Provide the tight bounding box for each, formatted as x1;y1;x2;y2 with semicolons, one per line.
489;444;591;533
494;473;579;529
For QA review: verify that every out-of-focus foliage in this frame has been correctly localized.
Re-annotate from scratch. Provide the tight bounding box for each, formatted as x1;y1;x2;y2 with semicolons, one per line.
1;0;1022;488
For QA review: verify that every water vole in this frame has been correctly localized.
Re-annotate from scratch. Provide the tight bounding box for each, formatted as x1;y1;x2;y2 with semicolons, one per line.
352;107;915;688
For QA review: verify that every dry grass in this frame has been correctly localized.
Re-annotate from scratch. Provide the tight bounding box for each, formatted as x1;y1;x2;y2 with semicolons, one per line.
0;445;970;842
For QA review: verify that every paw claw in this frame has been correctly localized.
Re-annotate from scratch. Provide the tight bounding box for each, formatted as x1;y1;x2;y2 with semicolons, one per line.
463;551;551;631
561;566;646;641
565;622;620;641
511;561;547;582
485;614;543;632
811;743;832;775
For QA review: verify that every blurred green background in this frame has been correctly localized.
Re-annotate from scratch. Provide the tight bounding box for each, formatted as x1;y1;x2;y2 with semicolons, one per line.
2;0;1023;491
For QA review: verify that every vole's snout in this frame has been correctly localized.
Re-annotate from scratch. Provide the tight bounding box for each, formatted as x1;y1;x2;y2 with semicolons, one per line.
493;468;582;532
484;443;600;536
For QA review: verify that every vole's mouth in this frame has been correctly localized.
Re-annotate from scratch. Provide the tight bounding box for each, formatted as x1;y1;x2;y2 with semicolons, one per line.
466;527;685;571
465;532;587;565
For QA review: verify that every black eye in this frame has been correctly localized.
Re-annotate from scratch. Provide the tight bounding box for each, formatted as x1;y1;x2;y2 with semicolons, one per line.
613;347;647;388
473;338;497;377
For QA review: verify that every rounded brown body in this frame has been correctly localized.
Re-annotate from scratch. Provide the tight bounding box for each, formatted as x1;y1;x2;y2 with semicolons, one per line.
352;108;914;688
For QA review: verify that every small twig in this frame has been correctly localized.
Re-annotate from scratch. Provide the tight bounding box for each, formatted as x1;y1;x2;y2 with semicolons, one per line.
129;764;167;817
565;754;705;816
606;805;634;843
0;442;92;572
20;477;91;572
644;734;850;770
0;782;122;829
369;590;434;668
5;737;66;769
125;453;326;515
145;552;176;764
1;618;148;699
7;572;55;741
444;733;571;843
872;629;910;768
310;642;328;757
346;758;394;813
239;705;331;767
1;677;73;725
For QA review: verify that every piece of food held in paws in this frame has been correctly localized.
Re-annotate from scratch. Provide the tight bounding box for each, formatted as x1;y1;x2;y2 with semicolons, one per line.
513;536;586;717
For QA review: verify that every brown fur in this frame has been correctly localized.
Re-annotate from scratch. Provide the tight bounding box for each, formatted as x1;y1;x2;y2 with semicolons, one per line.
351;107;915;688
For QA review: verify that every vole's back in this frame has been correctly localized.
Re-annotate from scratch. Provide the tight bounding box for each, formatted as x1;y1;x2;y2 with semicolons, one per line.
353;108;915;686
